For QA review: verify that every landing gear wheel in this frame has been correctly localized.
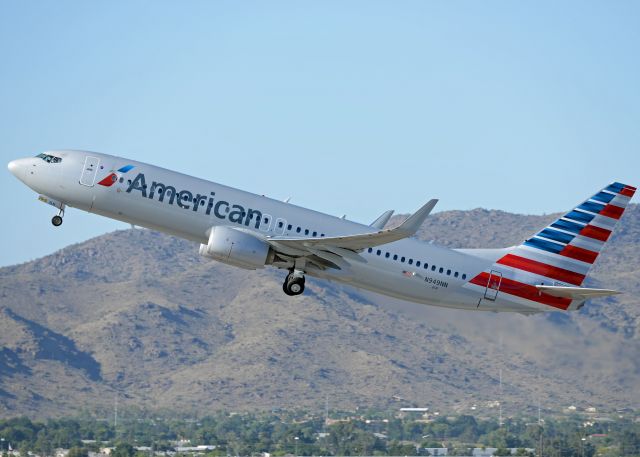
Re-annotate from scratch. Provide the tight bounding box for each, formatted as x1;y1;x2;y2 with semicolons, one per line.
283;272;305;296
51;215;63;227
283;277;294;296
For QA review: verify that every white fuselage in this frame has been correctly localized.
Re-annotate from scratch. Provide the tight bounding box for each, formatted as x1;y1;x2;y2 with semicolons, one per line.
8;150;539;313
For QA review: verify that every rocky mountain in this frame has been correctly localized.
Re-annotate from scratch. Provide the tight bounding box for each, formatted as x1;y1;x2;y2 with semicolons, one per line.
0;205;638;418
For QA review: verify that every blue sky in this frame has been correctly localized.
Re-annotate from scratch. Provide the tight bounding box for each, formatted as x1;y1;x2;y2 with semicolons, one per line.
1;1;639;267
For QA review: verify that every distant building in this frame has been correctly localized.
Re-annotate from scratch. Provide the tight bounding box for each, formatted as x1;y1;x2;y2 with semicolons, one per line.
88;452;109;457
473;447;498;457
174;445;216;452
423;447;448;456
471;448;535;457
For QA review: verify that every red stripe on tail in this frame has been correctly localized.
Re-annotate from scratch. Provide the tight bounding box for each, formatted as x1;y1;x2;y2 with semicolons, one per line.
560;245;598;264
620;186;636;197
579;224;611;242
599;204;624;219
496;254;585;285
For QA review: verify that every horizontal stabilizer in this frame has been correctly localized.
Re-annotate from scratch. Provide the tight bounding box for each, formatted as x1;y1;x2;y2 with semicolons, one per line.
535;285;621;299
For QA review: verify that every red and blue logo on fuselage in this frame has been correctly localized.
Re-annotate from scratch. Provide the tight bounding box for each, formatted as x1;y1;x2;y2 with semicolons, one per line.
98;165;135;187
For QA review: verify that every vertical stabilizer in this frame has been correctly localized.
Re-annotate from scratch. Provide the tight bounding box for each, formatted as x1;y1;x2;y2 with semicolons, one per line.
468;182;636;311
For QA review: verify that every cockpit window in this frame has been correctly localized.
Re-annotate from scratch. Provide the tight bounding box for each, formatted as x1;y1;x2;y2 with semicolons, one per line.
35;153;62;163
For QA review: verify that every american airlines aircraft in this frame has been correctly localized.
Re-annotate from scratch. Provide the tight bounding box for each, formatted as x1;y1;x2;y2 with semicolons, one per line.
7;150;636;314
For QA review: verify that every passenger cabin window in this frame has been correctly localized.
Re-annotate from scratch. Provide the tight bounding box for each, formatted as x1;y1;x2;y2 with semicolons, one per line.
431;265;436;271
287;224;292;230
278;221;284;228
313;231;317;237
401;256;405;263
408;259;413;265
446;269;451;276
385;252;390;258
304;229;309;235
416;261;421;267
376;250;381;256
454;272;459;278
296;227;301;233
439;267;444;273
393;254;398;261
368;248;373;253
462;274;467;280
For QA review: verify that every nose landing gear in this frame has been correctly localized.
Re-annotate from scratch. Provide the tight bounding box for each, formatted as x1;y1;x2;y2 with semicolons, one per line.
283;269;306;296
51;205;65;227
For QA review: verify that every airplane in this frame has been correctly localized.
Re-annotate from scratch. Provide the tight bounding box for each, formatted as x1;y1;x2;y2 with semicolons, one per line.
7;150;636;314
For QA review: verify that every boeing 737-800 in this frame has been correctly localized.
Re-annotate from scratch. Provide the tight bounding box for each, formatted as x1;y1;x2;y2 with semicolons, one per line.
7;150;636;314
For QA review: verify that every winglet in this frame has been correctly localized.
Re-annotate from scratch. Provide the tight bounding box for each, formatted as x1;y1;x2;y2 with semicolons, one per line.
370;210;395;230
397;199;438;235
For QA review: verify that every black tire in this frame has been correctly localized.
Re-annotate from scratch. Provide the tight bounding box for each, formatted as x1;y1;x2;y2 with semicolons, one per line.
283;281;294;296
51;215;63;227
286;277;305;295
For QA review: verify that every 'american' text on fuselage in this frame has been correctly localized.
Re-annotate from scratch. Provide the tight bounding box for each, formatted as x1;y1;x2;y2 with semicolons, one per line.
126;173;263;228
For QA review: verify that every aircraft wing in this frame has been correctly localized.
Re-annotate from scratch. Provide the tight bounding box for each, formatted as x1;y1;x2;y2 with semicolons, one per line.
265;199;437;267
535;285;621;299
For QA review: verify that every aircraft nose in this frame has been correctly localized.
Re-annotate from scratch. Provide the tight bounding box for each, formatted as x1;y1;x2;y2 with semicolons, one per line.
8;160;18;175
8;159;21;177
7;158;27;181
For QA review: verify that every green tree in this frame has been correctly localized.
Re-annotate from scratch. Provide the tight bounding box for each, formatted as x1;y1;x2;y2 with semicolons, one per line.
34;431;53;457
112;443;135;457
620;430;640;457
388;441;418;456
67;447;88;457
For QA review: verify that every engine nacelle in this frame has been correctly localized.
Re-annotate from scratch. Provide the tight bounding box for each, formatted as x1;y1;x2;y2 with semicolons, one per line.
199;226;274;270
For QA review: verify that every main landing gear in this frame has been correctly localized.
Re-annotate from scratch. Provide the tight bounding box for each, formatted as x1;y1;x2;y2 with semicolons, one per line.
283;269;305;296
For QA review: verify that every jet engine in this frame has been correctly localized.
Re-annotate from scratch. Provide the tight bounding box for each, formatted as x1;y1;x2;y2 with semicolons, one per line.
199;226;275;270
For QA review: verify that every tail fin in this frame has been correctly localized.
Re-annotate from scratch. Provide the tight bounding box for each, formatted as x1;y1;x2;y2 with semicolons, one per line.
511;181;636;285
469;182;635;311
